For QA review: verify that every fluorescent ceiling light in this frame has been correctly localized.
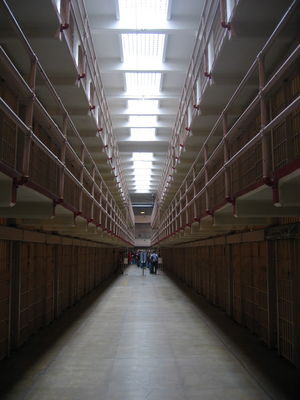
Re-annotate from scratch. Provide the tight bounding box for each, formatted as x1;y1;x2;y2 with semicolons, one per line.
133;169;152;176
134;175;151;185
125;72;161;95
130;128;156;141
134;189;151;193
121;34;165;64
118;0;169;27
132;152;153;161
134;161;152;168
135;184;151;187
128;100;158;113
129;115;157;126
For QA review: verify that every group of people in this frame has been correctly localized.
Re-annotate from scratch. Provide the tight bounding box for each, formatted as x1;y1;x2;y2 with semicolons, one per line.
128;249;159;274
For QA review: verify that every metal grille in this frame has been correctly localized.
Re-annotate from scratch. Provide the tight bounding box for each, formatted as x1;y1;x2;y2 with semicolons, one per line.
29;143;60;196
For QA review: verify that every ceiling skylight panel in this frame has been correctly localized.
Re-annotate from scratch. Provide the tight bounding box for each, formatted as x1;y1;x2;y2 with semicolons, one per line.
129;115;157;127
130;128;156;141
125;72;161;95
133;161;152;169
121;34;165;64
132;152;153;161
135;184;151;189
128;100;158;113
135;176;151;182
134;188;151;193
134;168;152;175
118;0;169;26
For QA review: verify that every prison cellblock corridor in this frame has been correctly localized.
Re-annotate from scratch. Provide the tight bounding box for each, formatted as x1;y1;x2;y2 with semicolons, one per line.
1;264;300;400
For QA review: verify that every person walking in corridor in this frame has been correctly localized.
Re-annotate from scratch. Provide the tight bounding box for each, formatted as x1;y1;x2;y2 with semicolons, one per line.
150;250;158;274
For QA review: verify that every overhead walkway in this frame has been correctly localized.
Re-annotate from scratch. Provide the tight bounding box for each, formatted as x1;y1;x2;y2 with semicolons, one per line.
1;265;299;400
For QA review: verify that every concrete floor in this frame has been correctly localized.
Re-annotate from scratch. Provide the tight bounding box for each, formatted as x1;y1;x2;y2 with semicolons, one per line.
1;265;300;400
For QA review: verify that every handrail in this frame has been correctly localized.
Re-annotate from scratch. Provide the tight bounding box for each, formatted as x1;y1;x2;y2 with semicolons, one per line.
157;0;225;201
152;0;300;244
0;0;135;243
157;0;298;211
64;0;131;210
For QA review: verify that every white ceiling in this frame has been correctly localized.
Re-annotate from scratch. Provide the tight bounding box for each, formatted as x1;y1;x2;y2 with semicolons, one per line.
85;0;205;198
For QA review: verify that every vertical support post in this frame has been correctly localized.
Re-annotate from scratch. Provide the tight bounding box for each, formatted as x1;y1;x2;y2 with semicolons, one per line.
258;55;271;182
79;146;85;214
179;192;183;230
266;240;277;348
185;180;188;226
193;168;197;220
220;0;226;25
22;58;37;178
91;166;96;222
10;241;21;350
60;0;71;28
227;242;234;317
204;145;210;213
223;113;231;201
105;192;108;232
53;245;60;319
59;114;68;200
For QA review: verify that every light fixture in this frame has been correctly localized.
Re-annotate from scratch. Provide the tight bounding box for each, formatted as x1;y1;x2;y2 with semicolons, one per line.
121;34;165;64
125;72;161;95
130;128;156;141
132;152;153;161
129;115;157;127
128;100;158;113
133;160;153;168
118;0;169;27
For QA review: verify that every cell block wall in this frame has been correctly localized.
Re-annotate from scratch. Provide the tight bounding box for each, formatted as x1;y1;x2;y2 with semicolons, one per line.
161;228;300;367
0;233;120;361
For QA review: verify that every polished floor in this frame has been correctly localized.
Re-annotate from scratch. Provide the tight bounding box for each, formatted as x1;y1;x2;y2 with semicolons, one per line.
1;265;300;400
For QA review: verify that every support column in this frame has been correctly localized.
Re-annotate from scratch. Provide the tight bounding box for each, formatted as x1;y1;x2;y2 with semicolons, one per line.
258;55;271;182
223;113;232;202
10;241;21;349
266;240;277;348
22;58;37;178
59;115;68;201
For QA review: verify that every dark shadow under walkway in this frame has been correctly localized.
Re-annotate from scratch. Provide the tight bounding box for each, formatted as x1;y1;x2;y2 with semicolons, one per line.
1;265;300;400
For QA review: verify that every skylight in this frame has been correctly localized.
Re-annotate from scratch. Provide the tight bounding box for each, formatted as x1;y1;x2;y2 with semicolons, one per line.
135;177;151;182
125;72;161;95
128;100;158;113
134;188;151;193
134;169;152;176
118;0;169;27
121;34;165;65
132;152;153;161
133;161;153;169
135;184;151;189
130;128;156;141
129;115;157;127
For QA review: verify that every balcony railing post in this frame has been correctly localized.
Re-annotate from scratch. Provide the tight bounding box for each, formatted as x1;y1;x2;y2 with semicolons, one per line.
79;145;84;214
59;114;68;200
258;54;271;183
22;57;37;178
60;0;70;30
185;180;189;226
204;145;210;213
175;197;179;232
223;112;231;201
193;168;197;220
91;166;96;222
180;190;184;229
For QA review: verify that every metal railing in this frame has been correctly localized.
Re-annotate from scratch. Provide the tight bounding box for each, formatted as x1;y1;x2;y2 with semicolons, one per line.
157;0;236;205
53;0;131;212
0;0;135;245
151;0;300;245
